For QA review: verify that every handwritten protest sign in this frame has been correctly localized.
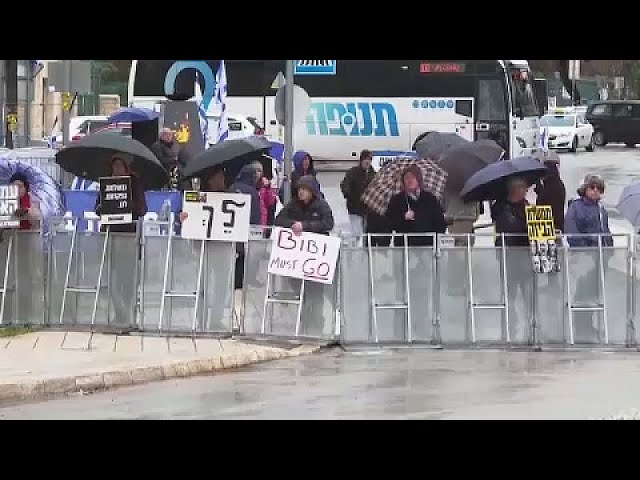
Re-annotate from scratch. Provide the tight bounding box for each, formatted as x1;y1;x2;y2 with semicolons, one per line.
267;228;341;285
0;185;19;228
526;205;560;274
181;191;251;242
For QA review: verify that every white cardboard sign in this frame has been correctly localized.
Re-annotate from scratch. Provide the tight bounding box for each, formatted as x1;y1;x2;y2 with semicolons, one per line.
267;228;341;285
181;191;251;242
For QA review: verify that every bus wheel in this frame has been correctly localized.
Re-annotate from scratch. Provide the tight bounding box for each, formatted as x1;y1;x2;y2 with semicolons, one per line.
626;143;636;148
594;131;607;146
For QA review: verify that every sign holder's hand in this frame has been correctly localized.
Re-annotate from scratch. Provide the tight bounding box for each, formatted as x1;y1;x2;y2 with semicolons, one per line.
292;221;304;236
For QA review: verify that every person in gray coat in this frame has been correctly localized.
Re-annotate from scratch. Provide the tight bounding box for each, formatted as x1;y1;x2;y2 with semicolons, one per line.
564;174;612;343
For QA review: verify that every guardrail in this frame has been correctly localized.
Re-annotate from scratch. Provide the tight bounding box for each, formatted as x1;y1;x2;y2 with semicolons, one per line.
0;220;636;349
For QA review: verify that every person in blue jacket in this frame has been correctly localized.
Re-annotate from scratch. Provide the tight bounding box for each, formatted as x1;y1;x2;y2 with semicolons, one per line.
564;174;612;342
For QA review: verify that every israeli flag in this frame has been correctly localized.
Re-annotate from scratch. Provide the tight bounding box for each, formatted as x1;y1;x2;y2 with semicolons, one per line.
71;177;99;191
214;60;229;143
194;72;208;146
47;116;60;149
539;127;549;152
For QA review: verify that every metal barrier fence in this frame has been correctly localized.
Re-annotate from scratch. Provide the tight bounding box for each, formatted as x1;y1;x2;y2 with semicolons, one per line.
1;220;637;350
242;227;338;340
340;232;634;348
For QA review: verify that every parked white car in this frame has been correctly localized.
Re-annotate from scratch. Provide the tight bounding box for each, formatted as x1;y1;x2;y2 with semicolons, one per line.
206;114;264;146
540;109;595;152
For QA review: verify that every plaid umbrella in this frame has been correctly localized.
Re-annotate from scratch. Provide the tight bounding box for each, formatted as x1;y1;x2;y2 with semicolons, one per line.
361;156;448;216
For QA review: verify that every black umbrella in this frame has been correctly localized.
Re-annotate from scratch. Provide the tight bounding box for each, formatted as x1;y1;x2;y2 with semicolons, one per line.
55;134;169;190
414;131;469;160
182;136;272;184
460;156;547;203
438;140;504;194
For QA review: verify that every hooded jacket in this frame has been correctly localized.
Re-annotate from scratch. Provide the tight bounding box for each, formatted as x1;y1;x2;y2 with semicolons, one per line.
385;165;447;246
290;150;316;198
564;196;613;247
340;159;376;216
275;175;334;234
229;165;261;226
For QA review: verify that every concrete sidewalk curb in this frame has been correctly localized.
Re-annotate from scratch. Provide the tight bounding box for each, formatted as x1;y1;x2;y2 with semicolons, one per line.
0;344;322;404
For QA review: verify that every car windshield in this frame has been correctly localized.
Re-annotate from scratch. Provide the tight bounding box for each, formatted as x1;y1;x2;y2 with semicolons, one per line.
540;115;576;127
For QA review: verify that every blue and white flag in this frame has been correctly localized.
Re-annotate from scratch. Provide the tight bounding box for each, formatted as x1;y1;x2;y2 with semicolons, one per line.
539;126;549;152
194;72;209;146
214;60;229;143
71;176;99;191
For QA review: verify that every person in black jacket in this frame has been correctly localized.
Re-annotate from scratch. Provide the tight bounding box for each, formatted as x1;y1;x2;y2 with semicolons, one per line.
275;175;334;235
341;149;376;237
490;175;533;341
534;156;566;232
385;165;447;247
274;175;334;335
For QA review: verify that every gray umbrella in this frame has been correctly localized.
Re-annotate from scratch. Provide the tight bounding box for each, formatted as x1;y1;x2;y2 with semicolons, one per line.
617;183;640;228
414;131;469;160
438;140;504;194
460;156;548;203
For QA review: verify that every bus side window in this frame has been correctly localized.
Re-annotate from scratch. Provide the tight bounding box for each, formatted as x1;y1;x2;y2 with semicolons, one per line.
477;79;506;122
455;100;473;118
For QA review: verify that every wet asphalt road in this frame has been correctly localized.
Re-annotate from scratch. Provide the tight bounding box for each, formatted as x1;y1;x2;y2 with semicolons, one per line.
3;145;640;420
3;348;640;420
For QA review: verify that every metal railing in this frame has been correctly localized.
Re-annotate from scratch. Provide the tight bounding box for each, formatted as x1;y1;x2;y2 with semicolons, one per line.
1;220;637;350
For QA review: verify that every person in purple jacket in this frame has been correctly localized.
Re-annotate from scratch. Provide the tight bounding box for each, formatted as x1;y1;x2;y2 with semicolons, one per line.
564;174;612;342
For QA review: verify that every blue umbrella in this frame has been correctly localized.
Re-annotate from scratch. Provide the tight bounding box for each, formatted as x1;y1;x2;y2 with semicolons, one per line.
617;183;640;228
268;140;285;164
108;107;159;124
0;155;65;241
460;156;547;203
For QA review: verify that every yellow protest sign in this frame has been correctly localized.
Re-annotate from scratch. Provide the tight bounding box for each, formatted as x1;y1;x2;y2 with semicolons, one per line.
62;92;72;112
526;205;556;242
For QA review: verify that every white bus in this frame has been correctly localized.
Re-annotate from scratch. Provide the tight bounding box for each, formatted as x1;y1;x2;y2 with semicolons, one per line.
128;60;541;160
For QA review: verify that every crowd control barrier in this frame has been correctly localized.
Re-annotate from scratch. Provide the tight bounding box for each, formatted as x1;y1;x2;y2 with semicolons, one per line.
339;232;635;348
2;219;639;350
241;227;338;340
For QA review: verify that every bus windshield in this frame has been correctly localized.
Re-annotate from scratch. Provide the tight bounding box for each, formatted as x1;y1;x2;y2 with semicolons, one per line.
510;69;538;117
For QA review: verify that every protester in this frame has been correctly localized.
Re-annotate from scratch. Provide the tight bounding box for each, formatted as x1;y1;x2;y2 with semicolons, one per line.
385;165;447;246
251;160;277;227
229;164;261;227
95;155;147;233
341;149;376;237
151;128;188;189
8;173;41;230
535;156;566;232
564;174;613;247
178;165;226;223
279;150;318;202
490;176;532;341
490;176;530;247
275;175;334;235
564;174;612;342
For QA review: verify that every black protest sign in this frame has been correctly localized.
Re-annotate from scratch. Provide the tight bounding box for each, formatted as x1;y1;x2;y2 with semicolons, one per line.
99;176;132;225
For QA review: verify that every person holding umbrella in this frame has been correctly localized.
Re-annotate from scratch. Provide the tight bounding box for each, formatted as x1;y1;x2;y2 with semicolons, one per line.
460;156;548;342
385;165;447;247
95;155;148;233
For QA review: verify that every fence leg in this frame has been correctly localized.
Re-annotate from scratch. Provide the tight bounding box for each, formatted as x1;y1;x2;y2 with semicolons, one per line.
367;234;378;343
598;235;609;345
158;226;174;332
59;222;78;326
466;236;476;344
0;234;14;326
404;235;412;344
501;234;510;345
564;237;575;346
191;240;206;333
90;227;109;327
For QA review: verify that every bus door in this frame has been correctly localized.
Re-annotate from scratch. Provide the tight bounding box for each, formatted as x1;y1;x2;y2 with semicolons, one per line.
408;97;475;145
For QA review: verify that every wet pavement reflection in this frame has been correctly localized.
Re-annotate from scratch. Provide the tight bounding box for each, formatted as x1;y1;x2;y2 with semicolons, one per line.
3;349;640;419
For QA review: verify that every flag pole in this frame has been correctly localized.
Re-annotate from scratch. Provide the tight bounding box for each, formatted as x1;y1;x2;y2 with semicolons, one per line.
283;60;295;204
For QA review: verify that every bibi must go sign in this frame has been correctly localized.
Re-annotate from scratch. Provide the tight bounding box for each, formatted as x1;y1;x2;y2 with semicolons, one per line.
267;228;341;285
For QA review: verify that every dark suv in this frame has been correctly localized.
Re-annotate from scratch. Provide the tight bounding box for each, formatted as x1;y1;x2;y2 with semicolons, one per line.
586;100;640;147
